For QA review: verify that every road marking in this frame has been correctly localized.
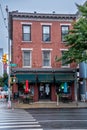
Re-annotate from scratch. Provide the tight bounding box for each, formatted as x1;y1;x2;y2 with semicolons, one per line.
0;109;43;129
10;129;43;130
39;119;87;122
0;121;39;125
0;117;34;119
42;129;87;130
0;124;41;128
30;113;87;116
0;119;36;122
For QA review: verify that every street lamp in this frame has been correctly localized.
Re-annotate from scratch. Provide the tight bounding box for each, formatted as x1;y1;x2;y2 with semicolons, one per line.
6;5;11;108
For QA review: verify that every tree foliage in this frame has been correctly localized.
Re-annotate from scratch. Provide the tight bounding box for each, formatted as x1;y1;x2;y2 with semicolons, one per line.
56;2;87;64
0;77;4;87
0;73;8;87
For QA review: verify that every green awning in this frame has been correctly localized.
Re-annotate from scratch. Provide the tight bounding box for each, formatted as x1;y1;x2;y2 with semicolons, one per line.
37;73;54;83
55;73;75;82
16;74;36;83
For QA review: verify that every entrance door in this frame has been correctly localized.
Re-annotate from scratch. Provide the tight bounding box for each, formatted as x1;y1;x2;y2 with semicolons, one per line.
39;84;51;100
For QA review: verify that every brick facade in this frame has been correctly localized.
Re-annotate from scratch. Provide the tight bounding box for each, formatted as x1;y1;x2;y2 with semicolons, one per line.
9;12;77;102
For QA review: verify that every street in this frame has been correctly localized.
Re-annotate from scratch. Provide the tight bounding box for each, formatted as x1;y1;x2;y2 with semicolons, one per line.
1;100;87;130
26;108;87;129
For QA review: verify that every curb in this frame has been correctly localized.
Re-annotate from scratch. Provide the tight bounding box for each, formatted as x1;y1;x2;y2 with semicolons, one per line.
12;101;87;109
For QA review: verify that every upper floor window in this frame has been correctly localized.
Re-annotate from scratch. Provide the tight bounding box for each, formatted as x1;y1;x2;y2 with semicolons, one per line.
22;25;31;41
23;50;31;67
61;50;69;67
61;25;69;42
42;50;51;67
42;25;51;42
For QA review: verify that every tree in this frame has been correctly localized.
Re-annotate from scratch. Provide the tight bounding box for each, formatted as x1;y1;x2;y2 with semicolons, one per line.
0;73;8;87
56;2;87;64
3;73;8;81
0;76;4;87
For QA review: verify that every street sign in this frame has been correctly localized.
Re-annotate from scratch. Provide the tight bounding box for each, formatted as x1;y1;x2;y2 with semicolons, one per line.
10;63;17;67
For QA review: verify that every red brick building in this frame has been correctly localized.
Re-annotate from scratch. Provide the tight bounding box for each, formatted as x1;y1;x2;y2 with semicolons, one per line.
9;11;77;102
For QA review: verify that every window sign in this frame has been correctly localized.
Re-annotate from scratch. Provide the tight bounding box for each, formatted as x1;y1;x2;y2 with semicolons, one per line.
64;82;68;93
40;85;44;91
45;84;50;95
30;85;34;95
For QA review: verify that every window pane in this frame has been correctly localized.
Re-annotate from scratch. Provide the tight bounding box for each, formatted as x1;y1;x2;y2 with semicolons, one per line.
23;34;31;41
23;51;31;66
43;26;50;33
23;26;30;33
43;34;50;41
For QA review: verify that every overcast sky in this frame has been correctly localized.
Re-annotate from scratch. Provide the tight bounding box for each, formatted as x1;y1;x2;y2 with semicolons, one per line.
0;0;86;53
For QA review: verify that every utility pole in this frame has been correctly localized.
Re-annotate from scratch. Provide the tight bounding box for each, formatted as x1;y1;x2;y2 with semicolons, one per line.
6;5;11;108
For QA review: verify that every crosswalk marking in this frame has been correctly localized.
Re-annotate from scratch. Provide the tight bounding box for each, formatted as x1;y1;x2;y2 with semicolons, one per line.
0;121;39;125
0;119;36;122
0;109;43;130
0;124;41;128
44;129;87;130
14;129;43;130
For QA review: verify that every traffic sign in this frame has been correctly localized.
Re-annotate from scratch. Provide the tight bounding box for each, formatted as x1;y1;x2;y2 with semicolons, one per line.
10;63;17;67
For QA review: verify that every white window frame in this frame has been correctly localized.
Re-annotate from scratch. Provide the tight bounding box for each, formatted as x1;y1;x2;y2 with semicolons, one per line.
22;24;31;42
60;49;70;68
61;25;69;42
42;25;51;42
60;24;71;43
21;48;33;68
42;49;52;68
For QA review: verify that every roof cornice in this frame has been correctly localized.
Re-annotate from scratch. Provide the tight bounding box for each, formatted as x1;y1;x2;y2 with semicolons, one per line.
9;11;76;20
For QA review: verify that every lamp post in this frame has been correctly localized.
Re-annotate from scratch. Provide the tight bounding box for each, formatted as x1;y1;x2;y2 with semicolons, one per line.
6;5;11;108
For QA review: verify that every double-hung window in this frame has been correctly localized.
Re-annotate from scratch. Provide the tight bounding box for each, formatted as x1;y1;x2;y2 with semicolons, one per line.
23;51;31;67
42;25;51;42
22;25;31;41
42;51;51;67
61;25;69;42
61;50;69;67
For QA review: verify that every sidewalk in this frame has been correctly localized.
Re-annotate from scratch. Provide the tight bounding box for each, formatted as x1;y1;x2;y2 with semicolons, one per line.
12;101;87;109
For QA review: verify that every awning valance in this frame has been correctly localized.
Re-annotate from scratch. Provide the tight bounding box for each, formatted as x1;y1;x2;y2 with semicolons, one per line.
16;74;36;83
15;72;75;83
55;73;75;82
37;73;54;83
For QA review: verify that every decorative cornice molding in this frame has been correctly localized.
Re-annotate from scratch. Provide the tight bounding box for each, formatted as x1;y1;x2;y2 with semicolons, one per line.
10;11;76;21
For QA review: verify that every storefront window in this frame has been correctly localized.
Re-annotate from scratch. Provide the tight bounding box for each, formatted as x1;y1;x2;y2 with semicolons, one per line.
56;82;71;94
30;85;34;95
45;84;50;95
39;83;51;99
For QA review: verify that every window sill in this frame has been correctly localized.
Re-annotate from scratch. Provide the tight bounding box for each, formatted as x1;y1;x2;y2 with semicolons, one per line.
61;65;70;68
22;66;31;68
42;66;52;68
22;41;32;43
61;41;67;44
42;41;52;44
